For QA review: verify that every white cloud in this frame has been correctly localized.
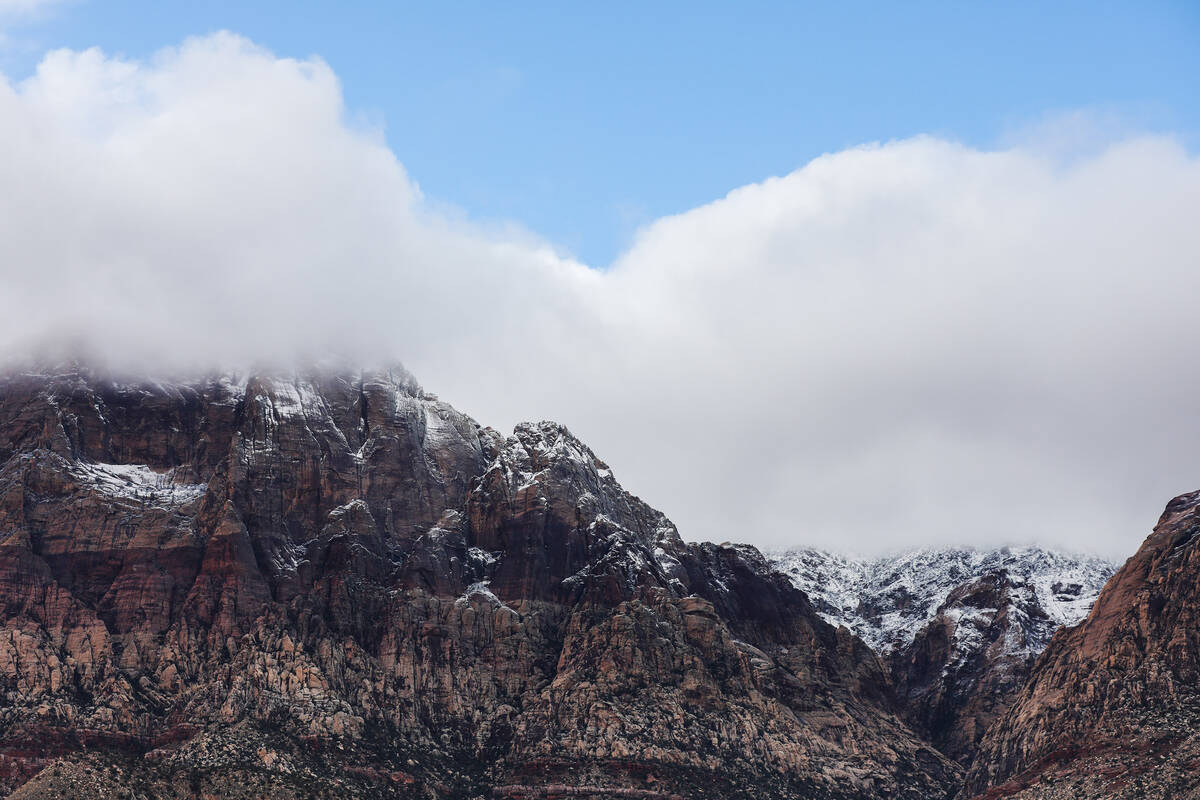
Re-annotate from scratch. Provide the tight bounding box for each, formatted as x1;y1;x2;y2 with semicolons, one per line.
2;33;1198;558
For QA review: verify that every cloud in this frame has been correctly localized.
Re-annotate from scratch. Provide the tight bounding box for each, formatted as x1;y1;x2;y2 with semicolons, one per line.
2;33;1198;558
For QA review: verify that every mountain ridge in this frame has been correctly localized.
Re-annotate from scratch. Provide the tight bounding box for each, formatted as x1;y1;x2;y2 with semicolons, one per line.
768;546;1116;657
0;363;959;799
770;547;1116;764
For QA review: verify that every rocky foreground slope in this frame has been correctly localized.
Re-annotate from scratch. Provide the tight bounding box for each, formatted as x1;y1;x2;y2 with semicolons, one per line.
771;549;1115;763
0;364;959;799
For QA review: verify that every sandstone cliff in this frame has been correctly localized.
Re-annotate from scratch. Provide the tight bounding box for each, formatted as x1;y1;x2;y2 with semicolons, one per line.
961;491;1200;799
0;364;959;799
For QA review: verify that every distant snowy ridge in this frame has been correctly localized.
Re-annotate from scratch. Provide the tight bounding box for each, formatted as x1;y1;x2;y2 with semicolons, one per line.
768;546;1117;657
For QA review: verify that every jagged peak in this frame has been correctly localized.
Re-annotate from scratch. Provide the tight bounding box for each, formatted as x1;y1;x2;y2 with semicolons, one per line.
483;419;615;489
510;420;604;463
770;545;1117;657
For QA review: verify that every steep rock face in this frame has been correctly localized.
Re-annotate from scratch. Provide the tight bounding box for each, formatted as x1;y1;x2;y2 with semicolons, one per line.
0;365;959;799
962;491;1200;799
771;548;1113;766
890;571;1051;764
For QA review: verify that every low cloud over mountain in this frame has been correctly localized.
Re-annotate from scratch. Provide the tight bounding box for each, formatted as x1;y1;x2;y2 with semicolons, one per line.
3;33;1199;555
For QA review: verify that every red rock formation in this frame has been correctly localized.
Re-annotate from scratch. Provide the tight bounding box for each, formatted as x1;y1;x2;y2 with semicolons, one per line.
0;363;958;798
962;491;1200;799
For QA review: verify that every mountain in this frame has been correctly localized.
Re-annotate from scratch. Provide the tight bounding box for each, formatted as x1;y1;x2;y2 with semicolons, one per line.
770;548;1115;763
0;364;959;799
962;491;1200;799
769;548;1115;659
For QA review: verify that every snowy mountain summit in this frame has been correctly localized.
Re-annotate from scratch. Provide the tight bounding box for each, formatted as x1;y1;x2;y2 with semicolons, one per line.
769;545;1116;657
768;545;1117;762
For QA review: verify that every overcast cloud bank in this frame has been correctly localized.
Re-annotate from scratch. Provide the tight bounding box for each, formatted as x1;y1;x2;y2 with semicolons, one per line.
2;33;1198;556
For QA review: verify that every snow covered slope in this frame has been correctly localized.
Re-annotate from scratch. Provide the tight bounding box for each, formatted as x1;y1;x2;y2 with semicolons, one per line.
769;546;1118;763
768;546;1116;657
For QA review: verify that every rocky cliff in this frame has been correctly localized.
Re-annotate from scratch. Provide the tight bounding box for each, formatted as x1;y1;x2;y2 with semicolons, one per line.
0;364;959;799
961;491;1200;799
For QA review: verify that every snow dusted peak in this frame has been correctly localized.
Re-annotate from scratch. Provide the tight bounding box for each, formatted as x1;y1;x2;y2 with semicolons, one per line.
770;543;1118;765
243;364;422;408
761;547;867;620
511;420;604;470
485;420;624;500
357;364;423;399
769;545;1117;657
468;416;690;604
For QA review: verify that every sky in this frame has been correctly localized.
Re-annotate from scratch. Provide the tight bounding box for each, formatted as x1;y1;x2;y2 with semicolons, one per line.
0;2;1198;557
3;1;1198;265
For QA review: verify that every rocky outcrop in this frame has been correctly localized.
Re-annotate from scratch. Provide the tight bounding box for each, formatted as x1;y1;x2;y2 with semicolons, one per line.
961;491;1200;799
890;571;1050;764
0;364;959;799
771;548;1114;766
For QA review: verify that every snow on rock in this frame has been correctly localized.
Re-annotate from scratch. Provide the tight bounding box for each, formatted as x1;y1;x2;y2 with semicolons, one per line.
768;546;1116;658
467;546;498;566
455;580;515;613
73;461;208;507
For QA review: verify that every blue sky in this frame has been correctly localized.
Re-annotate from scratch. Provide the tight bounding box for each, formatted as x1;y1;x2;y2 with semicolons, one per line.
5;0;1198;265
